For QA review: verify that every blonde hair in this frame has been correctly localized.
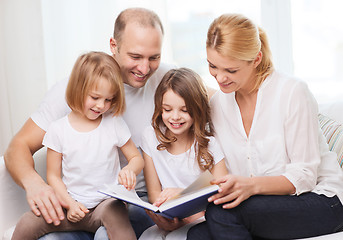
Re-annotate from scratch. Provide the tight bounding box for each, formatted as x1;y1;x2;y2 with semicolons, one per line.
152;68;215;171
66;51;125;116
207;13;274;91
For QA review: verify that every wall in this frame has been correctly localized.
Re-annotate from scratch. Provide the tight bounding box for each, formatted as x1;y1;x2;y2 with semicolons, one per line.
0;0;47;155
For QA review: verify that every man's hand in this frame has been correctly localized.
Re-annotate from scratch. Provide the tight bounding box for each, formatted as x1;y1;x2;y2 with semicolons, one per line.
4;119;67;225
26;180;66;225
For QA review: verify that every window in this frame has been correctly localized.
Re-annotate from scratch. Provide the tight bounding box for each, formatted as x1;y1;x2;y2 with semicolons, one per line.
165;0;261;88
291;0;343;104
41;0;342;103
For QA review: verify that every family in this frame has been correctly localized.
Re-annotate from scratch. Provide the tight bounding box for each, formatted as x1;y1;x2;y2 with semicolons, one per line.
4;7;343;240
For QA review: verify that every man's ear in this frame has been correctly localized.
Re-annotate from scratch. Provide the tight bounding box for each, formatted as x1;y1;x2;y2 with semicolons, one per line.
253;51;262;68
109;37;118;56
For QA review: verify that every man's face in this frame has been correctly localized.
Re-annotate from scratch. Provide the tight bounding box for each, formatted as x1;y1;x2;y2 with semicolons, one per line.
110;22;163;88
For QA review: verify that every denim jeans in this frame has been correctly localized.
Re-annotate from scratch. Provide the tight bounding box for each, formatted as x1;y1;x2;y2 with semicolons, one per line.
187;193;343;240
39;231;94;240
129;191;155;238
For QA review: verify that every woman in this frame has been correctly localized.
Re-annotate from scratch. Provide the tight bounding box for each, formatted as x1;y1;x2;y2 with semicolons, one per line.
187;13;343;240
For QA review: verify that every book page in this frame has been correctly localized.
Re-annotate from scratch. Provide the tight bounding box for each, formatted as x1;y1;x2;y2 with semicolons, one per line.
172;170;214;199
159;184;218;212
98;184;158;211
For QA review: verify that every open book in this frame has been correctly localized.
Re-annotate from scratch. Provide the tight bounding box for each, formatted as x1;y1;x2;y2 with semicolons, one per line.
98;170;219;219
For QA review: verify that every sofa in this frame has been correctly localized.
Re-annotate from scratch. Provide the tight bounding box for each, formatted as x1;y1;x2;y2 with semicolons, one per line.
1;101;343;240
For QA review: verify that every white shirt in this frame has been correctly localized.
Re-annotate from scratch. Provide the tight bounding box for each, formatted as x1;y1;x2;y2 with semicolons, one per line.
42;113;131;208
31;62;174;192
141;126;224;189
211;71;343;202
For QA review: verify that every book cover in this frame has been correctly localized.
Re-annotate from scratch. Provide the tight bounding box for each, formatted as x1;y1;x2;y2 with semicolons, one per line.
98;170;218;219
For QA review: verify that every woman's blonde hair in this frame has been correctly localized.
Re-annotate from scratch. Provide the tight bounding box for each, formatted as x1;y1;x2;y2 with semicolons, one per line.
152;68;215;171
207;13;274;91
66;51;125;116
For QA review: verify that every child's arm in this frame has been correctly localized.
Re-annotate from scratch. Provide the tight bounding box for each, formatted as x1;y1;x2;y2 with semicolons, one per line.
46;148;89;223
143;150;201;231
119;138;144;190
164;160;228;226
142;151;163;203
210;159;229;178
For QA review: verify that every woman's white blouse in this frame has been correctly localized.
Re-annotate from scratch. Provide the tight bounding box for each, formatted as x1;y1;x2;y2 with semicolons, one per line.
210;71;343;202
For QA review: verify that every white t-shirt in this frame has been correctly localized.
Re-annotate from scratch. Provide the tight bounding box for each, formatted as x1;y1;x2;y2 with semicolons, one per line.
42;113;130;209
210;71;343;202
140;126;224;189
31;62;174;192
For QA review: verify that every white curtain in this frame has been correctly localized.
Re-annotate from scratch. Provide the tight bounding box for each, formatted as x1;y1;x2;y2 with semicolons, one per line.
0;46;12;156
0;0;47;156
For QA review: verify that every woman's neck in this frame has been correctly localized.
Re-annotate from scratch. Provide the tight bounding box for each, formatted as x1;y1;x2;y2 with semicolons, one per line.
68;111;102;132
235;90;258;137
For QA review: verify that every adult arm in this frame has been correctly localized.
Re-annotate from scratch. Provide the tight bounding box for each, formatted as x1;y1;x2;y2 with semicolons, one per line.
209;174;295;209
4;118;65;225
208;159;294;209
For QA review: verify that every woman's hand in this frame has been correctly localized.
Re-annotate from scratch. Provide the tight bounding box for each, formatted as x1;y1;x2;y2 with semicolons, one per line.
153;188;183;207
118;168;137;191
209;174;256;209
67;201;89;223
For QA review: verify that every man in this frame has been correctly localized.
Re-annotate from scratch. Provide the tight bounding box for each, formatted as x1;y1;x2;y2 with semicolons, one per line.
5;7;171;239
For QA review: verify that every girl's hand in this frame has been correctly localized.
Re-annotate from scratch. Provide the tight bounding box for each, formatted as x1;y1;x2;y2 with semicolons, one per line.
67;201;89;223
145;210;184;231
208;174;255;209
118;168;136;191
154;188;183;207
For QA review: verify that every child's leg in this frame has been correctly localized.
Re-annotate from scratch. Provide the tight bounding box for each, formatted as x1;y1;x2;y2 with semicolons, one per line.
90;198;136;240
12;208;100;240
12;211;59;240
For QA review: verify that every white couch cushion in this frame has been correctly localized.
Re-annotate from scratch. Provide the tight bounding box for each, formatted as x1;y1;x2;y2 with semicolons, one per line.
296;231;343;240
0;148;47;238
0;156;28;238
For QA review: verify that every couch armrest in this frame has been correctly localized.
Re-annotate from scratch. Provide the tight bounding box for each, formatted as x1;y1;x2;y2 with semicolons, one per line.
0;148;47;237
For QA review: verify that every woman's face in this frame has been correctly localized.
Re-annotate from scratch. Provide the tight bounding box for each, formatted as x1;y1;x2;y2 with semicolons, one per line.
206;47;260;94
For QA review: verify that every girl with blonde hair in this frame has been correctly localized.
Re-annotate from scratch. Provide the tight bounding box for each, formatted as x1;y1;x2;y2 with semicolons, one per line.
13;52;144;240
